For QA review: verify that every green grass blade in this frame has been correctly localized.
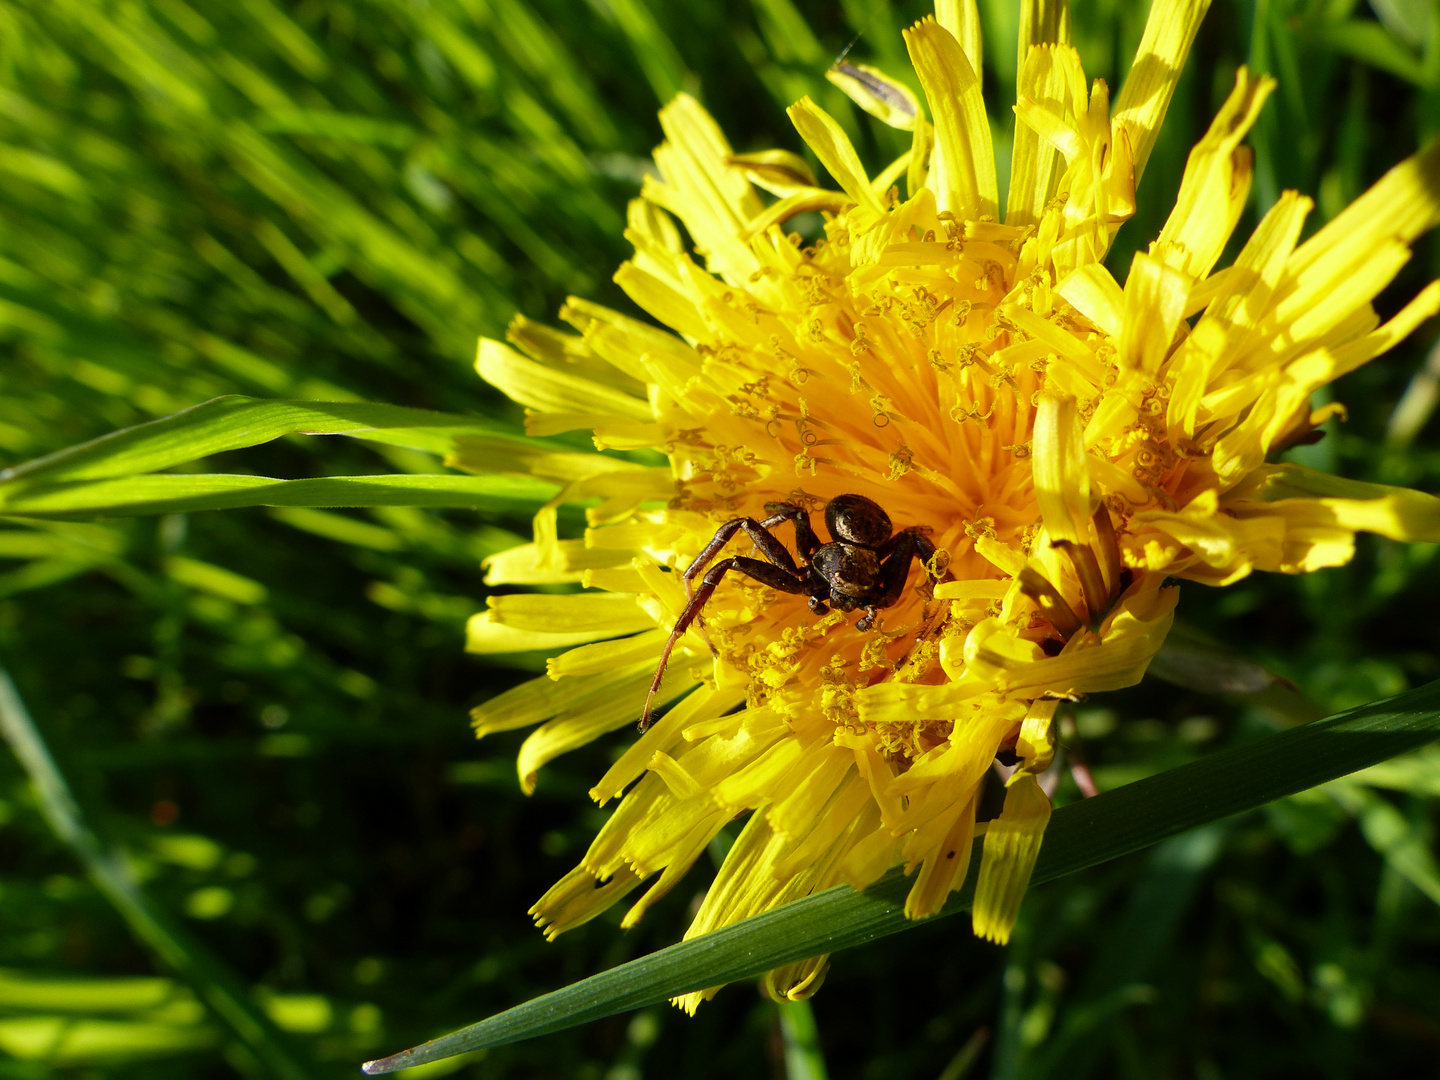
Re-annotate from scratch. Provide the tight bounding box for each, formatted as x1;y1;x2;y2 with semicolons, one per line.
777;999;829;1080
1302;20;1431;87
361;677;1440;1074
0;472;558;519
0;396;526;484
0;668;312;1080
600;0;691;104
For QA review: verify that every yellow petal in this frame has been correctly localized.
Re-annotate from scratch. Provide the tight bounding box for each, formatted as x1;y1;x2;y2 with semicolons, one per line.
1117;250;1190;374
483;539;631;586
1287;133;1440;280
841;819;903;888
621;810;732;928
647;95;763;285
506;313;645;396
903;793;977;918
786;96;883;215
517;667;698;794
1277;242;1410;344
844;736;905;830
1154;67;1273;281
612;261;710;341
857;679;985;728
476;339;652;421
529;865;643;941
446;433;631;485
485;591;655;634
1033;391;1091;545
1183;265;1233;316
974;535;1028;577
1055;262;1125;337
1006;41;1077;228
1015;0;1072;76
768;748;855;840
1013;91;1083;163
933;579;1010;601
726;149;818;194
972;772;1051;943
1016;698;1059;774
1166;190;1311;438
1230;463;1440;544
464;611;617;656
1284;280;1440;392
657;707;790;794
995;579;1178;698
712;736;809;810
935;0;984;78
903;17;998;220
546;628;668;680
627;196;684;256
773;771;874;880
562;295;701;377
683;811;787;941
1002;303;1106;382
471;659;658;737
764;956;830;1003
740;189;854;241
907;116;934;196
1112;0;1214;187
581;773;678;877
589;684;747;806
1128;496;1283;584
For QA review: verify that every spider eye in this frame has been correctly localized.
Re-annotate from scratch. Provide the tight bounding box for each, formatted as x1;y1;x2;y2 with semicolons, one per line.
825;493;892;547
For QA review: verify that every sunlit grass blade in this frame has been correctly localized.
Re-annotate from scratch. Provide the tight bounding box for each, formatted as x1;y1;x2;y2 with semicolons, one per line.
1301;19;1431;87
0;473;557;519
0;668;312;1080
0;396;528;485
362;677;1440;1074
777;998;829;1080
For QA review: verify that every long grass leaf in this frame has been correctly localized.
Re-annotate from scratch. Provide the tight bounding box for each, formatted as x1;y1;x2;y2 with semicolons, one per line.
0;396;527;484
361;677;1440;1073
0;473;557;519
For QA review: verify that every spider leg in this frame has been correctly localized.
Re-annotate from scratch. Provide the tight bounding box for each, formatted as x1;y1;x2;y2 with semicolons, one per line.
640;556;817;731
876;525;935;563
911;530;940;576
680;511;810;663
763;502;823;559
870;530;929;612
682;516;802;601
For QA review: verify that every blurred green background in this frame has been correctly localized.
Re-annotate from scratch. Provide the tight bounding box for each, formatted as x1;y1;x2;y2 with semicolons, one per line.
0;0;1438;1076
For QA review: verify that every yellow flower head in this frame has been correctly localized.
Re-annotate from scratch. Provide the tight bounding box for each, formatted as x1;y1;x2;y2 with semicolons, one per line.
460;0;1440;1009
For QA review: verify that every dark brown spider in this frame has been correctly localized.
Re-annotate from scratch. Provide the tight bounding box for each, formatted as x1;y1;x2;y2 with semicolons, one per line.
638;493;943;731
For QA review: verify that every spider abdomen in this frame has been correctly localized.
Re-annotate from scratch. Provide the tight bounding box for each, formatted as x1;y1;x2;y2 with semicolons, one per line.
811;542;881;599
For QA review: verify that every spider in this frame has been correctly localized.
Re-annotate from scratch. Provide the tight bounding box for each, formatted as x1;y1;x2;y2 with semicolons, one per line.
638;493;943;731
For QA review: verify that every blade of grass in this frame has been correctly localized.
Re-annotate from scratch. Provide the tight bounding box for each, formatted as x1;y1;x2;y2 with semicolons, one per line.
777;999;829;1080
0;472;558;519
361;677;1440;1073
0;396;531;485
1302;19;1431;87
0;667;313;1080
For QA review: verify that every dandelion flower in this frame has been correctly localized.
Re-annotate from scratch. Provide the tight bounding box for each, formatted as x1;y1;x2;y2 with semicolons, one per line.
456;0;1440;1009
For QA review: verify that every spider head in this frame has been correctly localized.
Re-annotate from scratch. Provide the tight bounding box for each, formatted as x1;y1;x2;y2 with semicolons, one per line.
825;493;892;548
